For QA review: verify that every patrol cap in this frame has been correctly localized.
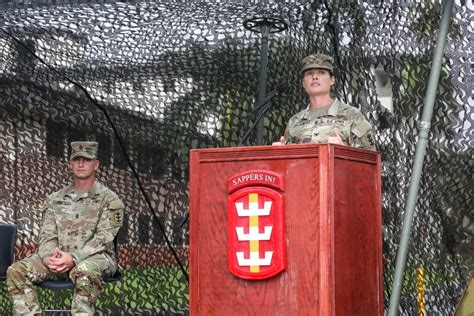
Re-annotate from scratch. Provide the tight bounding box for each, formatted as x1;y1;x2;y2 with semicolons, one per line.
301;53;334;74
70;141;98;160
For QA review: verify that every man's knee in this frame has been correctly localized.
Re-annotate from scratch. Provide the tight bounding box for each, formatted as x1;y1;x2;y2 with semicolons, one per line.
7;259;30;276
6;263;27;295
6;255;49;290
7;261;24;279
7;260;34;285
70;260;103;280
70;261;104;299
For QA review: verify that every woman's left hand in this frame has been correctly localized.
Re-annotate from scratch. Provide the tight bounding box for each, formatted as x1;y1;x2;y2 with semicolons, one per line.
328;129;346;146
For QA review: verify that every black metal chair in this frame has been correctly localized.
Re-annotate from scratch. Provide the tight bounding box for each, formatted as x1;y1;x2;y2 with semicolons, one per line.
0;223;17;282
37;236;124;314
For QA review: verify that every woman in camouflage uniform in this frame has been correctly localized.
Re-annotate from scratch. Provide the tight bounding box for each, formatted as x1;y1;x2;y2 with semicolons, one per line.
274;53;376;150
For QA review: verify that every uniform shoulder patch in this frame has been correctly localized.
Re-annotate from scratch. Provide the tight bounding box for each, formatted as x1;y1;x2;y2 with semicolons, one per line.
111;209;124;226
352;120;372;138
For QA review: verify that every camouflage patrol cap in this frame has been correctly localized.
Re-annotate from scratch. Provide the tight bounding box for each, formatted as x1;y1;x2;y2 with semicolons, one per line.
301;53;334;74
70;141;98;160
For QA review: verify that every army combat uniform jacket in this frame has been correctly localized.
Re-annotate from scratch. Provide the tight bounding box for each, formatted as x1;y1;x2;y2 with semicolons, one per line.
38;180;124;268
285;99;376;150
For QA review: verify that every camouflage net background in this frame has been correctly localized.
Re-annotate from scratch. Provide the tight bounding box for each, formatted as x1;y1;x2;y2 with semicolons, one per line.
0;0;472;314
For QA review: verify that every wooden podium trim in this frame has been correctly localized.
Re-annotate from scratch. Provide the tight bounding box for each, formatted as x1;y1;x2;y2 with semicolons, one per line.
193;145;320;162
334;146;379;164
193;144;378;164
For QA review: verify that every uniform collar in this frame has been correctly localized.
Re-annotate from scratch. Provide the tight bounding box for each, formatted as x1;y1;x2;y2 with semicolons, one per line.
327;99;341;116
304;99;341;117
64;180;100;198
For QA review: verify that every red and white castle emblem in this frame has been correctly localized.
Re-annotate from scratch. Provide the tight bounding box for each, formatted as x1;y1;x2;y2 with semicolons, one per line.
227;170;286;280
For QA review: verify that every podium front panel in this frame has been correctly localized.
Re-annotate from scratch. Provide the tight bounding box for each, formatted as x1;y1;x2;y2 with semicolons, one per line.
189;144;382;315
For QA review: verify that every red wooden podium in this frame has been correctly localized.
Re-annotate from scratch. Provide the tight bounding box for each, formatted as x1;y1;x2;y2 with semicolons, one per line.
189;144;382;315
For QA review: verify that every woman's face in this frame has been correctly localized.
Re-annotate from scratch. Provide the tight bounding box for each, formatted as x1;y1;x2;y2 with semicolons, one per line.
302;68;335;97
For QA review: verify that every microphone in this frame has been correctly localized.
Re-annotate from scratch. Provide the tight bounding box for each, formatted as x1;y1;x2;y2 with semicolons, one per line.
253;83;289;112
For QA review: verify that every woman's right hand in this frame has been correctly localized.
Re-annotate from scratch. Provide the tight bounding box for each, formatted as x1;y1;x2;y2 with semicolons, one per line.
272;136;286;146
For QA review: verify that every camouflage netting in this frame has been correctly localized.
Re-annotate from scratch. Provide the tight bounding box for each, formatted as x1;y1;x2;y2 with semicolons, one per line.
0;0;472;314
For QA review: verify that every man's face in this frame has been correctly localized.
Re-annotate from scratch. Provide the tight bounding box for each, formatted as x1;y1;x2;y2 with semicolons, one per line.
302;68;335;96
69;156;99;180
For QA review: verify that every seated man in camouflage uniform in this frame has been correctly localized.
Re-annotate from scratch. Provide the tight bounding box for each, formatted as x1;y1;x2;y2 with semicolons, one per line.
7;141;124;315
274;53;376;150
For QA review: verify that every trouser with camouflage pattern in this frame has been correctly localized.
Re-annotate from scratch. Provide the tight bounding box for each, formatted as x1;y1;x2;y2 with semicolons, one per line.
6;253;116;316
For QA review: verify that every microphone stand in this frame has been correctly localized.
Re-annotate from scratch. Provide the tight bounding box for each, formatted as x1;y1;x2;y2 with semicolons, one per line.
180;103;272;228
238;104;272;146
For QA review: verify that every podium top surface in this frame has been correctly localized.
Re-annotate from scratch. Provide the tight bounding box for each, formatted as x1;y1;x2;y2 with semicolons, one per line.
190;143;380;165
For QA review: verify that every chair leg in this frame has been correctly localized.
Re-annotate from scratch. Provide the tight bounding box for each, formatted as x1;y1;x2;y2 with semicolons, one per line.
43;310;71;316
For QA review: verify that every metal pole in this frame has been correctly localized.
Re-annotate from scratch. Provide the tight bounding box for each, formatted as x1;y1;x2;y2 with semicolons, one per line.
256;24;270;145
243;12;287;146
388;0;454;314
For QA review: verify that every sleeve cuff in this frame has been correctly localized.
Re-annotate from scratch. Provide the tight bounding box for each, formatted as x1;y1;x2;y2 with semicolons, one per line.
71;254;79;266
